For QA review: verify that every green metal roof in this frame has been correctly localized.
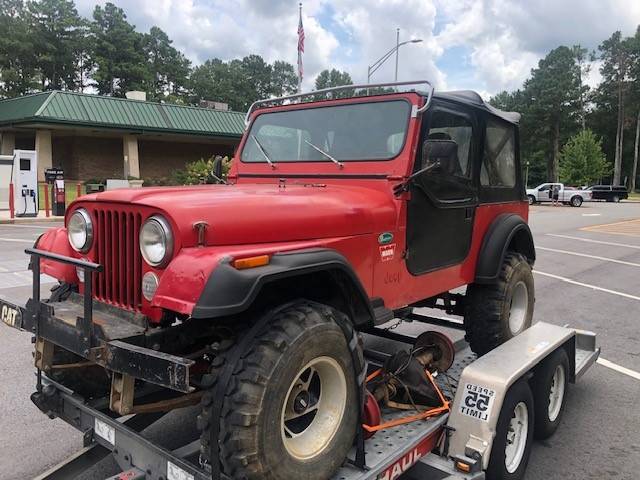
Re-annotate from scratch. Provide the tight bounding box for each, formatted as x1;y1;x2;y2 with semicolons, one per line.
0;91;245;138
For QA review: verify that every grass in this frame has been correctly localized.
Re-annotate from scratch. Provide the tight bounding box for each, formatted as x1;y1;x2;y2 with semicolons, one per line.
629;192;640;201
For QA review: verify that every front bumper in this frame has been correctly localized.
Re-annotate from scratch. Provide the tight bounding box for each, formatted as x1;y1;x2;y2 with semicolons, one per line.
0;248;193;393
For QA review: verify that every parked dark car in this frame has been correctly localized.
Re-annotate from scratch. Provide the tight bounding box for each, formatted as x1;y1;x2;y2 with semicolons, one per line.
587;185;629;202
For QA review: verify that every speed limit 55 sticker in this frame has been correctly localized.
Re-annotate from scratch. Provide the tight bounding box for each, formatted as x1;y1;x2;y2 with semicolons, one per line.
459;383;496;422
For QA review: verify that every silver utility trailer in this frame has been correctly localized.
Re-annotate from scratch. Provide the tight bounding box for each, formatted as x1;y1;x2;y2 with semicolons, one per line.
30;316;598;480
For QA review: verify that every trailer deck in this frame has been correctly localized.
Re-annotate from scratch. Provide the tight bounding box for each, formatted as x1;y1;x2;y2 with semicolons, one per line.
33;324;598;480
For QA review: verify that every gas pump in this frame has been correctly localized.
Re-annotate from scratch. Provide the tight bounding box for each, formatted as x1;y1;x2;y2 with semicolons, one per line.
13;150;38;217
45;167;65;216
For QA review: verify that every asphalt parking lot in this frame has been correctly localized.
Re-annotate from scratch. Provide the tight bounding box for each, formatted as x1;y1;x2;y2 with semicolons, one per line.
1;201;639;480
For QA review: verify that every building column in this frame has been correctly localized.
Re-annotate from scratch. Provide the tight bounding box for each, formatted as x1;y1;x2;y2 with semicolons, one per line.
0;132;15;155
123;135;140;178
35;130;52;182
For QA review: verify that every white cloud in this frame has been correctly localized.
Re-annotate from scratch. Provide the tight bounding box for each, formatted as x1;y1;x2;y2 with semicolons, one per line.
74;0;640;98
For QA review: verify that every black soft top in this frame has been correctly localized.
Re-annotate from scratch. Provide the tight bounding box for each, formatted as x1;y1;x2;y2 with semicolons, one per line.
433;90;521;125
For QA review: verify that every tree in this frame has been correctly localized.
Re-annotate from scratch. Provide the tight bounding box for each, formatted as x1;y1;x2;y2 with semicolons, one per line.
559;130;610;186
314;69;352;90
524;46;583;182
270;60;298;97
0;0;39;97
190;56;298;111
571;45;594;131
90;2;148;96
628;27;640;192
28;0;86;91
142;26;190;101
599;31;633;185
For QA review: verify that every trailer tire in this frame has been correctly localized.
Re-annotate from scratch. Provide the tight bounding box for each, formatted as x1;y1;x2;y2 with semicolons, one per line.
197;302;360;480
487;380;534;480
531;348;569;440
465;253;534;356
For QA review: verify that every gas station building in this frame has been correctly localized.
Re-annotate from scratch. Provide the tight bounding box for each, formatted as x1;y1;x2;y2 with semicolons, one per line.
0;91;245;184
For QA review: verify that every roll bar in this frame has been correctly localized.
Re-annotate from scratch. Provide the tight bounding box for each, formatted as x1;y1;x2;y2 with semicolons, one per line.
244;80;435;126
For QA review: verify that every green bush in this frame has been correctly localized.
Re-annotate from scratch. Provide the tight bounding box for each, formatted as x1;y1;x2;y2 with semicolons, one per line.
171;155;231;185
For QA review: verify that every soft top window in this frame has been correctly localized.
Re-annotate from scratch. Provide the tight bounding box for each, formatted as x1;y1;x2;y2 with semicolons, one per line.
241;100;411;163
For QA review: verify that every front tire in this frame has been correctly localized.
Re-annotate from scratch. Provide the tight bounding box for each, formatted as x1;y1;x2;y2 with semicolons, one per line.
198;302;360;480
465;253;535;356
487;380;534;480
527;195;536;205
570;196;583;207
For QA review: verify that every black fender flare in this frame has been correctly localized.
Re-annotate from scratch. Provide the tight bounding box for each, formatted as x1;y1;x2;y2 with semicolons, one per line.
191;248;375;325
475;213;536;284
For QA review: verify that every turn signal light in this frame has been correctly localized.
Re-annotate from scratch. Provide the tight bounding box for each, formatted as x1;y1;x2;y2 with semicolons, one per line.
456;461;471;473
232;255;270;270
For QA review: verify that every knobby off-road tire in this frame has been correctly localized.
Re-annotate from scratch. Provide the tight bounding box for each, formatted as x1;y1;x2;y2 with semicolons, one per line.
465;252;534;356
197;302;361;480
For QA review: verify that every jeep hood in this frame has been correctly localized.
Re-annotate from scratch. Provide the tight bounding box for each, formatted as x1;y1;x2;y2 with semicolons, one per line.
77;184;396;246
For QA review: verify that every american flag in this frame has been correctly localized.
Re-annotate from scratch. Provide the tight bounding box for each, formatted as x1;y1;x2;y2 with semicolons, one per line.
297;4;304;91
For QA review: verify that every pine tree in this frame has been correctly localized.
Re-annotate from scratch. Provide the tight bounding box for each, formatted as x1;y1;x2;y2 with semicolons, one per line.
90;2;148;96
28;0;85;91
0;0;39;97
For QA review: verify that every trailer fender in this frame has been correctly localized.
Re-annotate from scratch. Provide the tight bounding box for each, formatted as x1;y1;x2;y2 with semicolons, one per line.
190;248;375;326
446;322;583;470
475;213;535;284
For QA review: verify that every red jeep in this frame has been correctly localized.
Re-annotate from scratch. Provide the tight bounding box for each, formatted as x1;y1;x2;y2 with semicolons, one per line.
3;81;535;480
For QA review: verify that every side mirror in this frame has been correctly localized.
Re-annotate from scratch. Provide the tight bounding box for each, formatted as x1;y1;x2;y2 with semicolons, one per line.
212;156;223;179
421;139;460;176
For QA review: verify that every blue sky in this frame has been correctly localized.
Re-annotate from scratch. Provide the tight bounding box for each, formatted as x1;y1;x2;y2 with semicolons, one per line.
74;0;640;98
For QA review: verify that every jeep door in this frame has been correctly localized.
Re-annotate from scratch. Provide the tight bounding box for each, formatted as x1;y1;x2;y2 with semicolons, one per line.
405;103;478;274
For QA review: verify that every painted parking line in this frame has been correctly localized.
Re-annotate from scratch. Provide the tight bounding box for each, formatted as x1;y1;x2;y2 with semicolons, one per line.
533;270;640;301
536;246;640;268
0;237;37;243
545;233;640;250
597;358;640;381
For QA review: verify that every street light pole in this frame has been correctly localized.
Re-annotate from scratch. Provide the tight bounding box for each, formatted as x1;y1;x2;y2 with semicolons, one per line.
395;28;400;82
367;33;422;84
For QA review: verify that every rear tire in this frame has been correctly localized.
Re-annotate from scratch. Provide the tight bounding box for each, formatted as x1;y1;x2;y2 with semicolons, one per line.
465;253;534;356
487;380;534;480
570;196;583;207
532;348;569;440
197;302;360;480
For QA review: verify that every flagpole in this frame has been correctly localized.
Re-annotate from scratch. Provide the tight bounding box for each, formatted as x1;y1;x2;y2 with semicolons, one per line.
297;3;303;93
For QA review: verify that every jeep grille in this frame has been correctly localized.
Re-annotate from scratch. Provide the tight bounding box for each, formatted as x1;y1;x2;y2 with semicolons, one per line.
92;208;143;311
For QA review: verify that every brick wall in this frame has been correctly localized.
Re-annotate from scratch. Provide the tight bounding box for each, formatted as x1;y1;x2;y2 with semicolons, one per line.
139;139;237;180
50;134;239;182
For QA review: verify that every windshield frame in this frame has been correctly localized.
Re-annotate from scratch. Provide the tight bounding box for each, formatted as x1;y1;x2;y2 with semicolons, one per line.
239;97;413;165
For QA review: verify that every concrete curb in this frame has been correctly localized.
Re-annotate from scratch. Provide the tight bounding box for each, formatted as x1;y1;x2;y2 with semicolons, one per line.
0;216;63;224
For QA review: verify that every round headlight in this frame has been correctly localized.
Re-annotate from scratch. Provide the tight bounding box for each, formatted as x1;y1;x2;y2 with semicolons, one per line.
68;209;93;253
140;215;173;267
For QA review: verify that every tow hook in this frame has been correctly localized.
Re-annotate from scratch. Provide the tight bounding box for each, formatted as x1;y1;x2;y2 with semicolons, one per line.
30;383;59;419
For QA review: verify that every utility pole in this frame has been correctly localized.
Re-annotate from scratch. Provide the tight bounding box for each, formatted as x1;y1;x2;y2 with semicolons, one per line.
394;28;400;82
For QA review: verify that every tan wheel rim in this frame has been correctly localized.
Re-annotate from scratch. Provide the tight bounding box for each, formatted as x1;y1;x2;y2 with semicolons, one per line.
281;356;347;460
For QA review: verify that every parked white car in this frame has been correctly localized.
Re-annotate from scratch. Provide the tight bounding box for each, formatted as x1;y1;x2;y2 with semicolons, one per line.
526;183;592;207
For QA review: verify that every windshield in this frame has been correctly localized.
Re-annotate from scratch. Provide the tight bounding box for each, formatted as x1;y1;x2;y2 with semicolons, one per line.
241;100;411;163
